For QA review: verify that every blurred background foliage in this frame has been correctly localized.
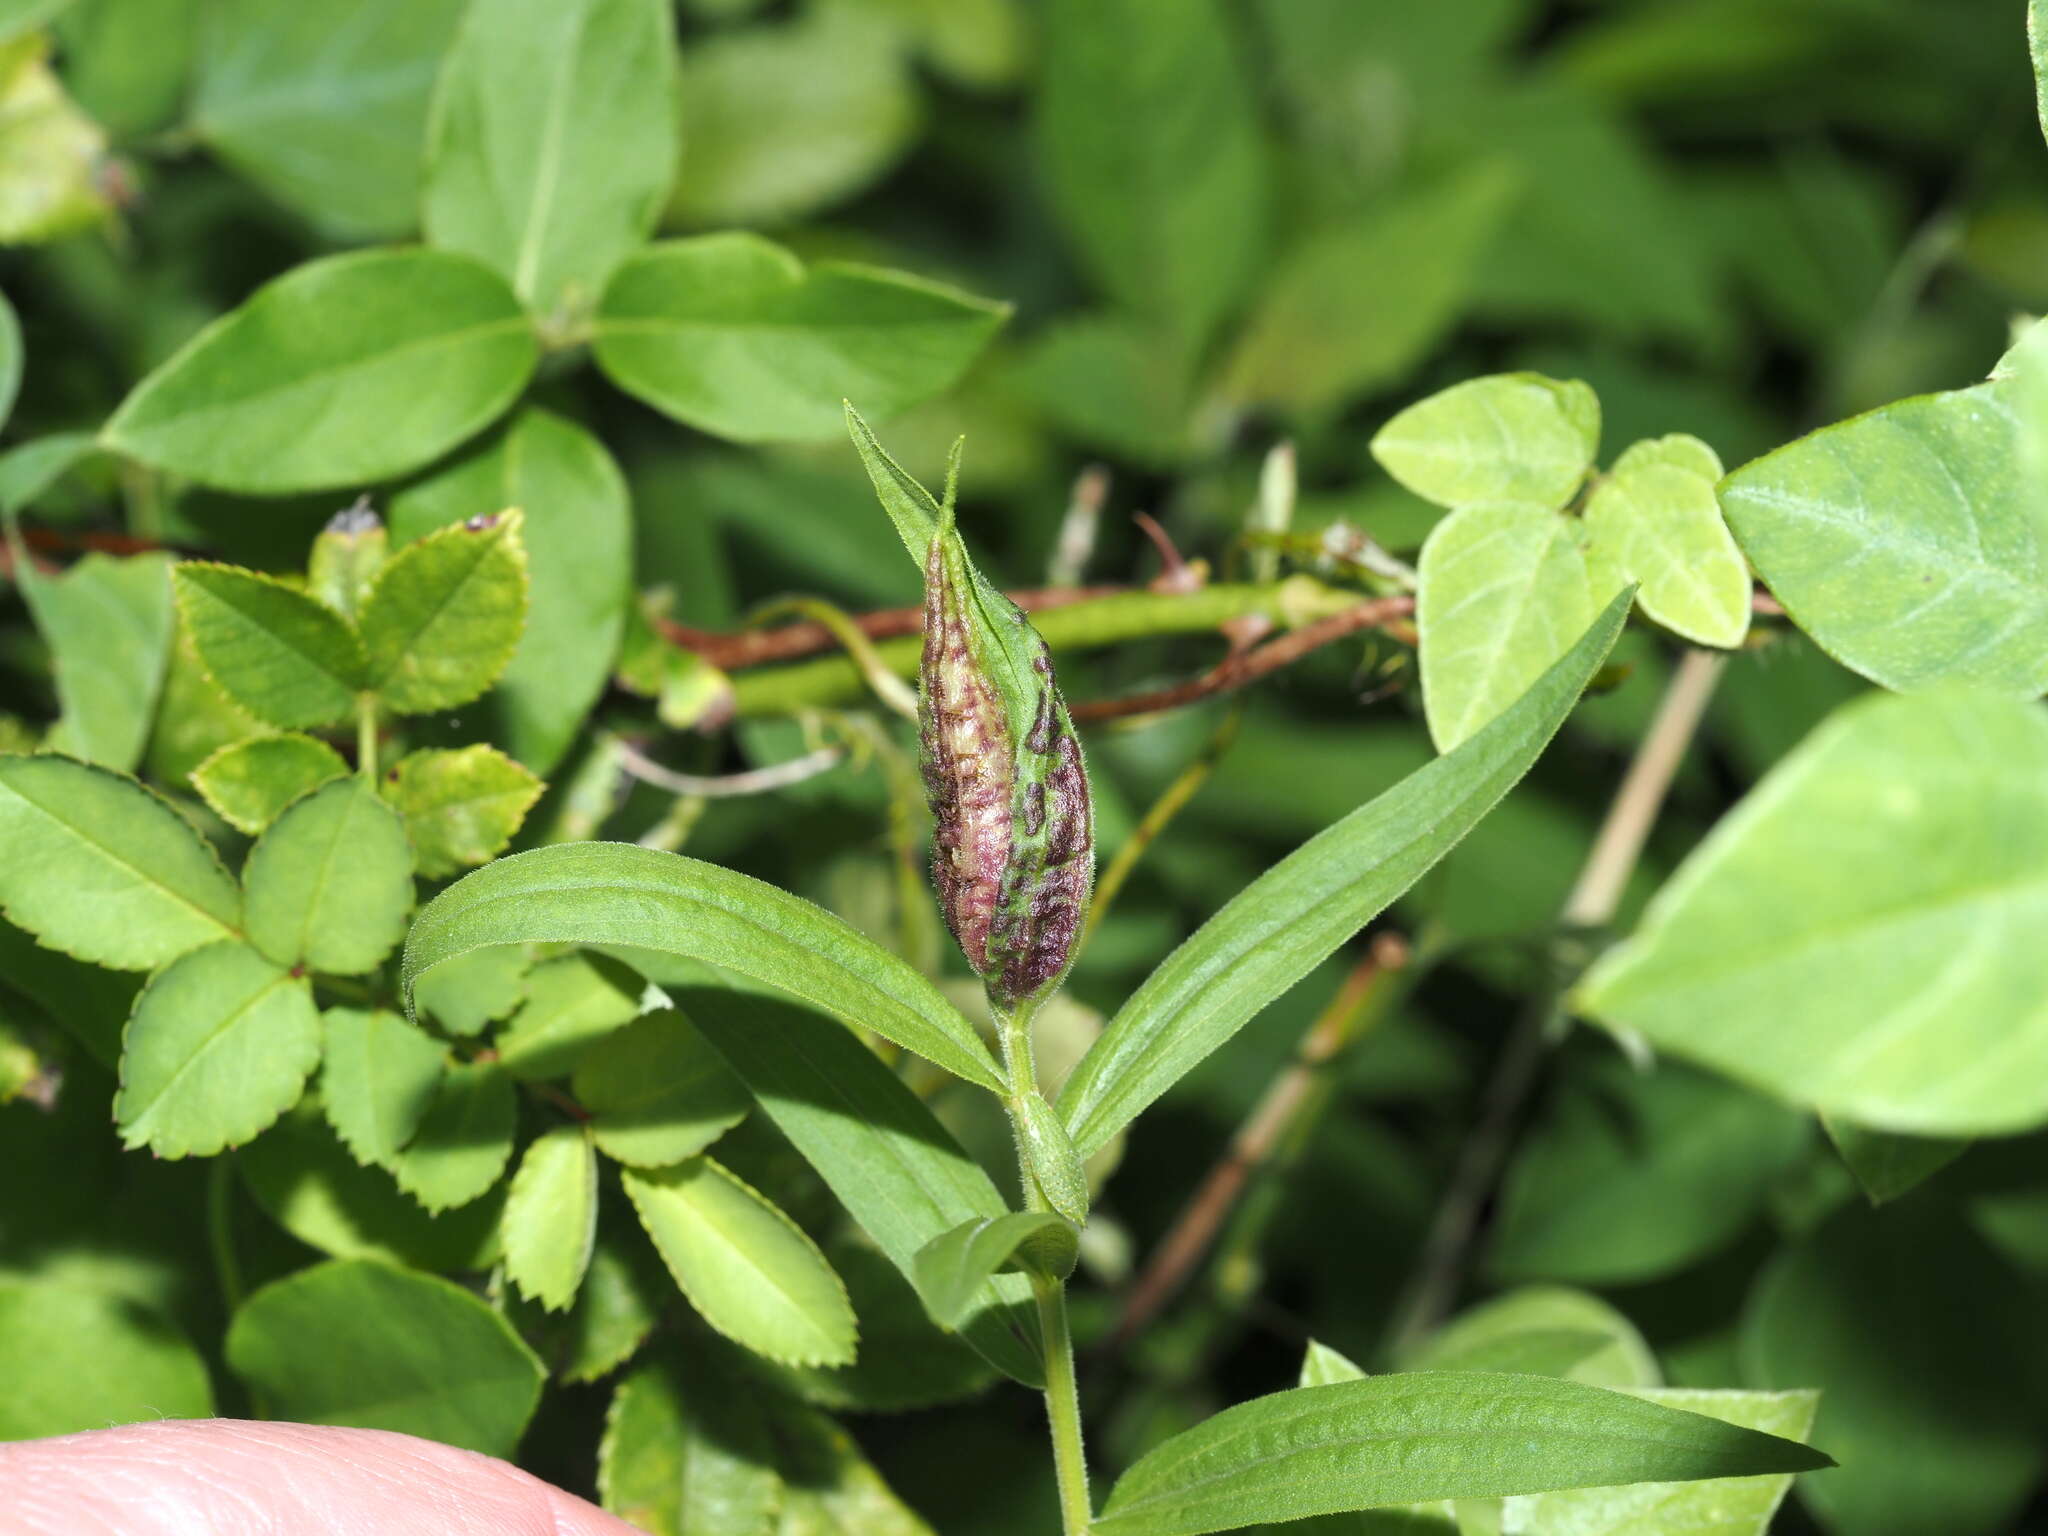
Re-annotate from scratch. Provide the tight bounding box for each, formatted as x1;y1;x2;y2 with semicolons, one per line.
4;1;2048;1532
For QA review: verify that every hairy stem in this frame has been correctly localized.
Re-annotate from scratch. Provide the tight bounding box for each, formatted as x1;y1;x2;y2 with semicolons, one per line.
1388;647;1728;1355
1034;1273;1094;1536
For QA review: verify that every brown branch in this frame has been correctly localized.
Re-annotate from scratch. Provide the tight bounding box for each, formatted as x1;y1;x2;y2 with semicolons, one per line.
1070;596;1414;724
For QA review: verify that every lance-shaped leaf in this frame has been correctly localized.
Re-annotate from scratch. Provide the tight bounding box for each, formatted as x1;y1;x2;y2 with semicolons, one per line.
1059;592;1630;1158
1091;1373;1831;1536
914;1213;1078;1330
404;842;1006;1091
173;564;366;729
684;983;1043;1387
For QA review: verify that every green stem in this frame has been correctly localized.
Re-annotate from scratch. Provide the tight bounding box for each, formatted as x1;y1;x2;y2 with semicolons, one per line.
207;1156;245;1313
730;577;1362;717
1034;1273;1094;1536
356;695;378;779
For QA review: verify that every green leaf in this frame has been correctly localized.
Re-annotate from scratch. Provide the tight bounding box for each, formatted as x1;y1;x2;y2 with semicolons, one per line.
1223;167;1514;417
115;938;321;1157
1578;688;2048;1135
190;0;467;238
358;508;530;716
191;732;347;835
1582;438;1751;649
572;1009;750;1168
241;1096;504;1269
1035;0;1267;348
1286;1347;1463;1533
388;408;633;773
0;34;109;241
1822;1115;1970;1206
684;984;1044;1388
914;1213;1077;1330
243;777;414;976
593;233;1007;444
1719;380;2048;694
764;1392;939;1534
0;431;98;516
0;753;240;969
383;744;542;878
306;504;389;621
513;1228;664;1384
104;249;537;493
496;950;647;1080
1500;1390;1819;1536
1300;1340;1367;1389
599;1338;780;1536
226;1257;544;1457
171;563;365;729
1741;1198;2038;1535
406;843;1006;1092
622;1155;857;1368
2035;0;2048;147
319;1005;445;1169
501;1123;598;1312
412;943;530;1037
1416;502;1601;753
1094;1373;1829;1536
390;1060;517;1212
1372;375;1602;511
13;549;174;770
1489;1058;1809;1286
55;0;198;139
423;0;678;319
1015;1090;1090;1224
1402;1288;1660;1390
0;282;18;429
1058;593;1629;1158
0;1280;212;1438
669;0;915;227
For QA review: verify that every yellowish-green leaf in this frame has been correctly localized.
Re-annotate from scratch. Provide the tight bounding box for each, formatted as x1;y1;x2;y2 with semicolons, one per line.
358;508;529;716
319;1005;445;1168
243;777;413;976
1583;437;1749;649
191;732;347;835
599;1338;780;1536
623;1156;857;1368
173;563;365;729
496;950;647;1081
0;753;239;970
115;939;321;1157
501;1124;599;1312
1374;374;1601;511
383;744;542;878
0;35;109;243
1402;1287;1661;1390
571;1009;750;1168
0;1280;213;1440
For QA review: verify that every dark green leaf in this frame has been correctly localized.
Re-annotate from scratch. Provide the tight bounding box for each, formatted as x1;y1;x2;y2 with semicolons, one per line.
390;1060;517;1212
572;1009;751;1168
914;1213;1077;1329
412;943;530;1038
1823;1115;1970;1206
495;950;646;1081
172;563;364;729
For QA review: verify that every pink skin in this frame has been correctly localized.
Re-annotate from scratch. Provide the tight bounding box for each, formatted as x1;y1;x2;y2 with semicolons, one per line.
0;1419;644;1536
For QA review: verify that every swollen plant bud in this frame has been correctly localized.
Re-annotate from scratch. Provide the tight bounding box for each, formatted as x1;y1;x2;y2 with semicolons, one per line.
920;509;1094;1011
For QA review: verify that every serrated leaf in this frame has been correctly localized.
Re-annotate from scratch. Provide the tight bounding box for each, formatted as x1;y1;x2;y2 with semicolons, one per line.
191;0;466;237
1416;502;1600;753
1720;380;2048;694
1822;1115;1970;1206
600;1337;781;1536
423;0;678;318
914;1213;1077;1330
115;939;321;1157
1035;0;1267;349
226;1258;544;1458
502;1123;599;1311
1501;1390;1820;1536
172;563;366;728
1579;688;2048;1135
514;1227;664;1384
1058;595;1629;1159
684;985;1043;1388
412;942;531;1037
623;1156;856;1368
306;506;388;620
241;1096;504;1270
387;408;633;773
383;743;542;878
13;549;173;771
391;1060;517;1212
1093;1374;1829;1536
764;1393;937;1535
1489;1058;1809;1286
192;732;349;834
1404;1288;1660;1390
0;1280;213;1440
319;1005;445;1168
406;844;1006;1092
105;250;535;493
0;754;239;970
496;950;646;1080
1583;446;1751;649
358;508;529;715
243;776;414;976
593;233;1007;443
1373;374;1601;511
572;1009;750;1168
